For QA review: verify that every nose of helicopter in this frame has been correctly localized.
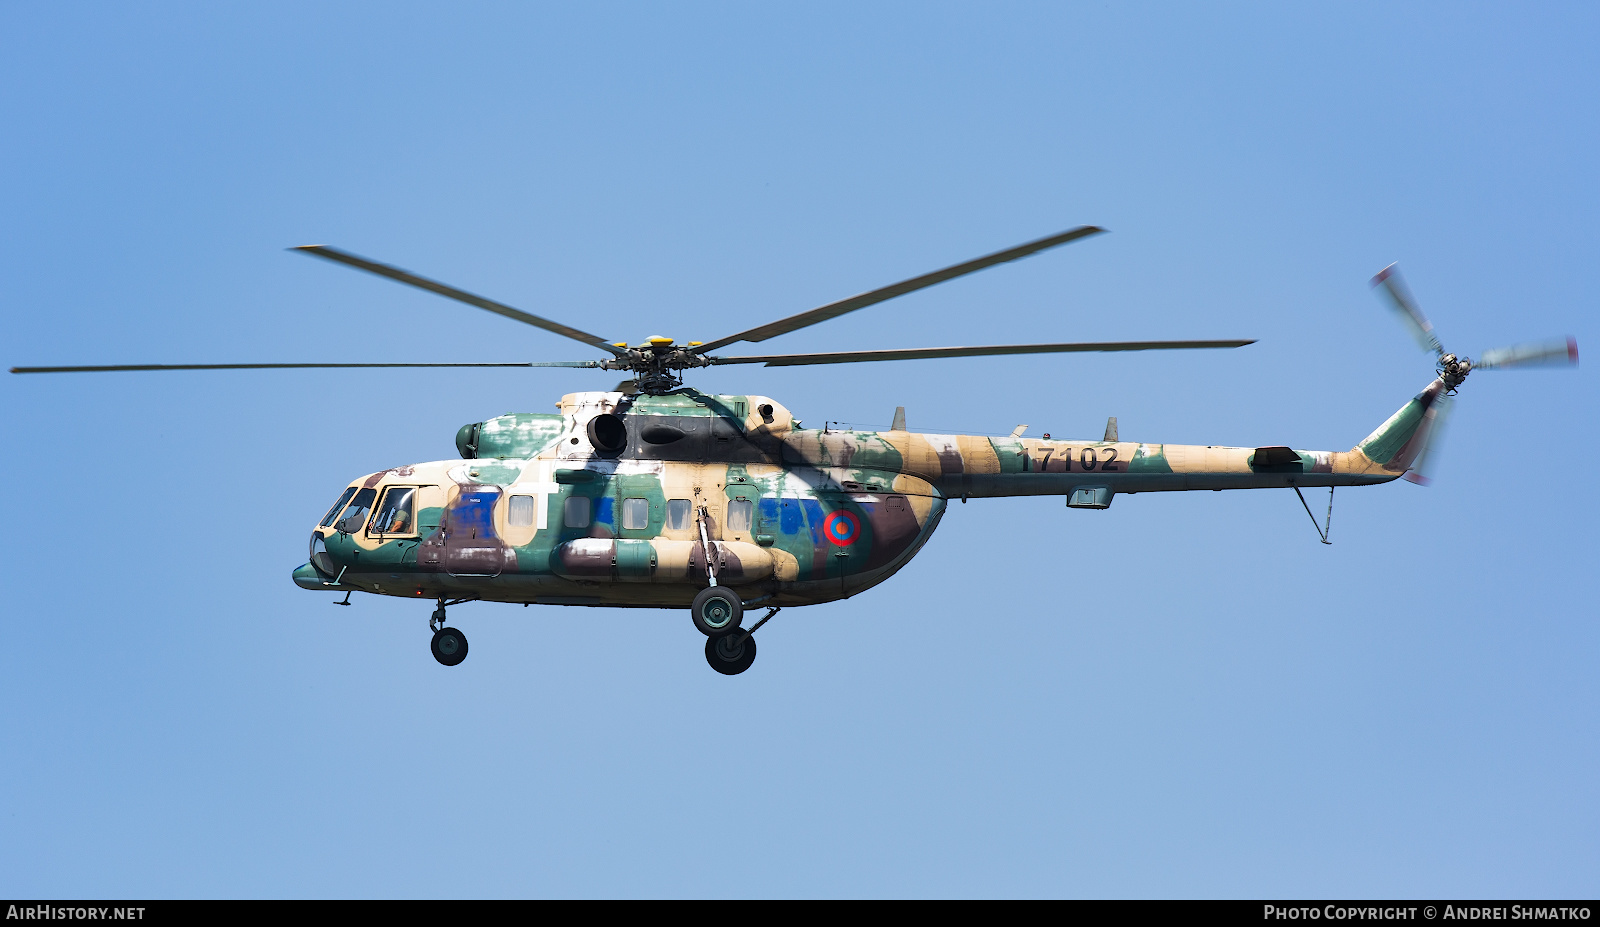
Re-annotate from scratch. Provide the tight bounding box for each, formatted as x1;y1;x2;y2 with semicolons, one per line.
294;530;343;590
291;561;328;590
295;482;372;591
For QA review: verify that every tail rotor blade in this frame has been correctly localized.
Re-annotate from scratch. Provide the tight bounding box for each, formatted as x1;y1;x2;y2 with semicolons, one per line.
1371;263;1443;355
1477;336;1579;370
1403;394;1454;486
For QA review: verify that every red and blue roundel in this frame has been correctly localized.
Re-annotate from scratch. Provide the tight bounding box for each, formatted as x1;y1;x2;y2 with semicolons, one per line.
823;510;861;546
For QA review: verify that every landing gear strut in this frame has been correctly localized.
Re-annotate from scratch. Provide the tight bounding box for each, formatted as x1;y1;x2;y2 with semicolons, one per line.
428;598;473;667
689;505;743;638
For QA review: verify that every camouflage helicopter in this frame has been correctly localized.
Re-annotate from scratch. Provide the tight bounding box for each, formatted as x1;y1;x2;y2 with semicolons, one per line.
12;228;1578;674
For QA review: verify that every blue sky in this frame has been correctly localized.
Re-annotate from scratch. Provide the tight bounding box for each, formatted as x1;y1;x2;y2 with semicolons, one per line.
2;2;1595;898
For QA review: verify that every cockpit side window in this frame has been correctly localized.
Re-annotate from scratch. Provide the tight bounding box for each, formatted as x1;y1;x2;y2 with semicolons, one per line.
320;487;358;528
334;488;377;534
369;486;416;535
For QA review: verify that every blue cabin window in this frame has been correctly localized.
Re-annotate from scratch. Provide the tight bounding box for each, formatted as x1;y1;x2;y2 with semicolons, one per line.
450;489;500;540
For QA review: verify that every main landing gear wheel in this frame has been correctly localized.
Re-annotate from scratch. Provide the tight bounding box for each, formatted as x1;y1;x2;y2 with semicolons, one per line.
705;633;757;675
690;586;744;638
431;627;469;666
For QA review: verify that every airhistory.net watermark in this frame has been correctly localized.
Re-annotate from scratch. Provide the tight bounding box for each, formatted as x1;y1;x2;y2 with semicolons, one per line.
5;907;145;921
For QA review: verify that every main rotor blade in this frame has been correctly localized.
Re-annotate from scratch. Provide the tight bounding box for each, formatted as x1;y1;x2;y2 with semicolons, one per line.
711;339;1254;367
1477;336;1579;370
293;245;625;357
693;226;1106;353
1371;263;1443;355
11;361;600;374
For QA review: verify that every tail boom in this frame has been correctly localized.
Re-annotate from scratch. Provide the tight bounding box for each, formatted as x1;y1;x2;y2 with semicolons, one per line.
778;378;1441;501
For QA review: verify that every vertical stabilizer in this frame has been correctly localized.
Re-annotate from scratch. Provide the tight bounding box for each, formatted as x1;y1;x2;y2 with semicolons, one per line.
1355;378;1448;476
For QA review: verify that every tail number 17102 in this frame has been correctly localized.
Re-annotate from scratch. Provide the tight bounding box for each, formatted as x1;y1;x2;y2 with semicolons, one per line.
1033;446;1120;472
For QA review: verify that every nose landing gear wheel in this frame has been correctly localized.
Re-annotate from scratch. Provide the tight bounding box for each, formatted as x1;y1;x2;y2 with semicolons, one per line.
431;627;469;666
690;586;744;638
705;633;757;675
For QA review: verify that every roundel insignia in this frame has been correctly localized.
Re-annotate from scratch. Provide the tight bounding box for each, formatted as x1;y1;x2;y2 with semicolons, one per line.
823;510;860;546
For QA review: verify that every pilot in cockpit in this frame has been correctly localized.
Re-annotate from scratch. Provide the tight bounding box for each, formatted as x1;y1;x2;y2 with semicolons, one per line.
385;506;411;534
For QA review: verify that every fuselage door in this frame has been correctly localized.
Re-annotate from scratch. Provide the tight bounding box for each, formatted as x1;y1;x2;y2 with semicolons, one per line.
442;486;507;576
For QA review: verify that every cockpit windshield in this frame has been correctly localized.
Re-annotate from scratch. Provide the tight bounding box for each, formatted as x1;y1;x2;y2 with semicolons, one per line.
320;487;358;528
333;488;377;534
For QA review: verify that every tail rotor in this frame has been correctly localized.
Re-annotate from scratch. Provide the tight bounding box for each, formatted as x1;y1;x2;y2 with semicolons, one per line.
1369;264;1578;484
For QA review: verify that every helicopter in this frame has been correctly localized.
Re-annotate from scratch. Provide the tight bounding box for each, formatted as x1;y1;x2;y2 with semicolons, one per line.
12;227;1578;675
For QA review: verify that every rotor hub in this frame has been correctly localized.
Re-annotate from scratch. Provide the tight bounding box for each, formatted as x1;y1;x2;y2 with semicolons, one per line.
599;341;714;394
1438;352;1472;391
